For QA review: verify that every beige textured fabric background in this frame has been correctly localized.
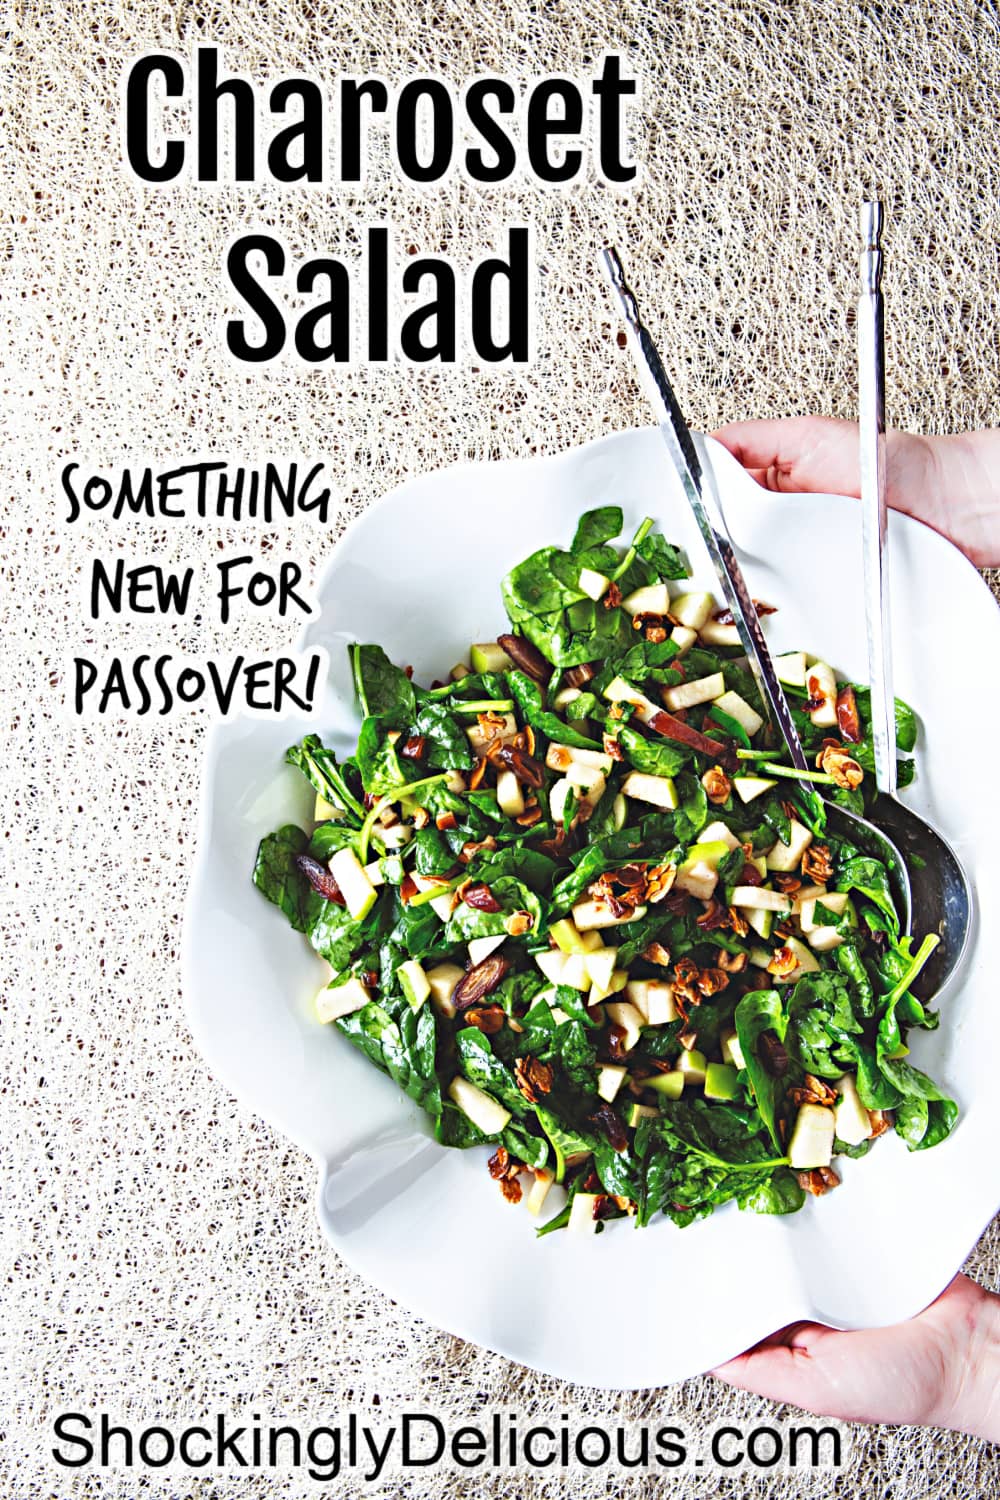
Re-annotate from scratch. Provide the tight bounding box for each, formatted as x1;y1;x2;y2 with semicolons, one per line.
3;0;1000;1495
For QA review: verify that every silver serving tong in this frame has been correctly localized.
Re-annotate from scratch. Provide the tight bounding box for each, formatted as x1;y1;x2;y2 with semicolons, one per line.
601;242;970;999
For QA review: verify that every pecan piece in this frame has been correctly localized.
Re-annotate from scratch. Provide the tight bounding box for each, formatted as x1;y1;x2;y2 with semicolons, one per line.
644;863;678;903
514;1056;554;1103
602;733;624;763
642;941;671;967
836;684;863;743
459;835;497;863
727;906;750;938
461;881;502;913
717;948;748;973
497;743;545;788
465;1004;505;1035
452;953;510;1010
796;1166;840;1196
603;581;622;609
468;756;488;791
767;945;800;979
801;842;834;884
436;810;458;831
696;899;730;931
822;750;864;791
488;1146;510;1179
701;764;733;805
697;966;730;996
589;1102;628;1153
515;804;543;827
294;854;346;903
399;734;426;760
497;632;551;684
503;909;534;936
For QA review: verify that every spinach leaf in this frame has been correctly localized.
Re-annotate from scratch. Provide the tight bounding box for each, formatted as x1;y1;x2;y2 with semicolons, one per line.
507;670;602;750
534;1105;597;1181
636;530;688;580
445;876;544;943
833;854;899;937
785;972;862;1078
252;824;311;930
734;990;793;1150
455;1029;531;1120
571;506;623;553
413;702;475;770
618;724;689;778
504;546;586;615
337;1000;441;1116
286;734;366;823
350;643;417;724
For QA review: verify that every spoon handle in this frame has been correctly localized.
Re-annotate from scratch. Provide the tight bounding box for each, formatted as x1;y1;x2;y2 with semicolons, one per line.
600;245;809;771
858;200;897;793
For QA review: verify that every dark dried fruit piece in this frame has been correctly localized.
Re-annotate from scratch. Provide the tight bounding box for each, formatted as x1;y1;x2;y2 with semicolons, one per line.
589;1102;628;1152
649;709;737;769
400;735;426;760
497;743;545;788
461;881;502;913
452;953;510;1010
564;661;596;688
294;854;346;903
514;1056;554;1102
757;1031;790;1076
497;633;551;684
836;684;863;743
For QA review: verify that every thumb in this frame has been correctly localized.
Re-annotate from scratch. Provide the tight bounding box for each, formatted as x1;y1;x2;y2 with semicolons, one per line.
713;416;861;497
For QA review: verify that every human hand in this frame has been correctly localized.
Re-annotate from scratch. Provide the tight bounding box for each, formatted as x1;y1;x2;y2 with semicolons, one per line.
713;1273;1000;1440
713;415;1000;568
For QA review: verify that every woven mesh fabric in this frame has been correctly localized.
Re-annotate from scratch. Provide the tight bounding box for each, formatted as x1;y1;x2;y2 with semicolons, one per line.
3;0;999;1495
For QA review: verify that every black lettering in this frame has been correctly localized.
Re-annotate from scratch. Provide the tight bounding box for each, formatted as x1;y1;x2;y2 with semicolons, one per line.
395;79;453;182
451;1425;486;1467
137;1427;174;1468
592;54;637;182
305;1426;341;1482
52;1413;94;1467
196;46;255;181
216;1414;249;1468
90;558;124;616
654;1426;686;1467
711;1425;744;1467
367;226;388;361
789;1424;842;1467
616;1427;649;1468
268;78;324;182
125;55;185;182
523;1426;556;1466
400;258;456;361
526;78;583;182
99;1415;135;1466
339;78;389;180
747;1426;782;1468
470;227;529;362
62;464;81;523
295;258;350;362
464;80;517;182
178;1427;212;1467
574;1426;611;1467
401;1414;445;1466
226;235;287;362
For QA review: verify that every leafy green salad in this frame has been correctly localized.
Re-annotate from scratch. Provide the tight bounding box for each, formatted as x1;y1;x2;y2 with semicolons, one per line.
254;506;955;1235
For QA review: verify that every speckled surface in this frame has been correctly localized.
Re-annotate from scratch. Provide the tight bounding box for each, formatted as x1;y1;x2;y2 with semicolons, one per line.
3;2;999;1494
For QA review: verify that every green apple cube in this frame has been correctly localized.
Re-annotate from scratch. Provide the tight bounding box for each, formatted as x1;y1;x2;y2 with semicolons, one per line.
328;847;378;920
704;1061;740;1101
646;1069;685;1098
397;959;431;1011
470;641;514;673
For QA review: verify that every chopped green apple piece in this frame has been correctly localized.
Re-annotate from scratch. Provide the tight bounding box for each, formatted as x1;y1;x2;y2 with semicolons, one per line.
549;918;587;954
720;1029;746;1069
834;1074;873;1146
765;818;814;872
603;675;659;724
749;945;773;968
788;1103;836;1169
799;891;849;930
572;898;647;931
496;768;525;817
775;651;808;687
698;619;741;647
712;689;764;738
646;1069;685;1099
626;978;677;1025
674;859;718;901
680;839;732;870
546;742;613;774
567;1192;601;1234
676;1048;708;1084
621;770;679;809
669;591;715;629
535;949;567;986
584;946;619;995
612;793;627;831
596;1064;628;1102
425;963;465;1017
731;886;792;913
560;953;591;992
314;792;339;822
565;761;607;793
663;671;726;712
776;935;821;979
316;975;370;1023
448;1076;511;1135
700;820;742;851
746;906;774;941
622;582;671;617
548;777;573;826
470;641;513;674
669;624;698;656
526;1168;555;1216
328;847;378;920
363;858;386;887
704;1061;740;1100
578;566;611;601
627;1102;660;1127
732;774;778;804
603;1000;644;1051
552;686;582;710
397;959;431;1011
805;660;838;727
450;661;471;681
468;934;506;966
807;926;846;952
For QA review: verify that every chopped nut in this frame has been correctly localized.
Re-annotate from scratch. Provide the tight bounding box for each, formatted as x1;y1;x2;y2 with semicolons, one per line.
411;806;430;829
488;1146;510;1179
796;1166;840;1196
697;966;730;996
767;945;799;978
696;899;730;931
773;873;802;894
500;1175;523;1203
823;750;864;790
515;805;543;827
504;909;534;937
514;1056;554;1103
435;810;458;831
801;842;834;883
701;764;733;805
459;835;497;863
803;1073;838;1106
465;1004;506;1035
641;941;672;967
468;756;488;791
603;581;622;609
602;733;624;762
869;1109;891;1139
717;948;748;972
727;907;750;939
645;864;678;903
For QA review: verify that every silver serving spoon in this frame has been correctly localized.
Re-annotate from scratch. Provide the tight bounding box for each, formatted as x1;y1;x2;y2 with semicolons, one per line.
601;240;971;1000
852;202;972;998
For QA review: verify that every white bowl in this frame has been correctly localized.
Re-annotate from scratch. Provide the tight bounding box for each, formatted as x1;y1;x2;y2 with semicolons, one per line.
183;429;1000;1388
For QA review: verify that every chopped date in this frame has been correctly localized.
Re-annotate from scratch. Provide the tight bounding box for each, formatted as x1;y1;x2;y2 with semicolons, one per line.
758;1031;790;1076
649;709;737;768
400;734;426;759
589;1102;628;1152
462;881;502;913
497;632;551;684
836;684;862;742
452;953;510;1009
294;854;345;903
498;743;545;788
